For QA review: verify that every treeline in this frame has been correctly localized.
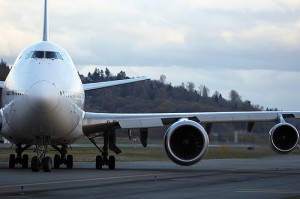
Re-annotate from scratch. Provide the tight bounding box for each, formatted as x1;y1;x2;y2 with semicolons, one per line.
0;59;10;81
80;68;262;114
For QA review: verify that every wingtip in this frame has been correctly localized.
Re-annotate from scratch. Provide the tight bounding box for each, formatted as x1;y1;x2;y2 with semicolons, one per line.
137;76;150;81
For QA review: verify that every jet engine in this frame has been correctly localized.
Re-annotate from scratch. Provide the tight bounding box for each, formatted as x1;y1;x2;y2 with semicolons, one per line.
164;119;209;166
269;123;299;154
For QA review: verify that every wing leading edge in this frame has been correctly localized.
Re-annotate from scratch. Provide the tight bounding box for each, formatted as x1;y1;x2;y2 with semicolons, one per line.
83;77;149;91
82;111;300;135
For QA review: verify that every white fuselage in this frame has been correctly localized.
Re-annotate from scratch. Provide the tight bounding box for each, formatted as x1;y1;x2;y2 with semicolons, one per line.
1;41;85;145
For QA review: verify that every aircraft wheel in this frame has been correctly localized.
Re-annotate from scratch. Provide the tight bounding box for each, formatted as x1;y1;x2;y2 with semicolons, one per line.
66;155;73;169
108;156;115;170
31;156;39;172
22;154;29;169
42;156;52;172
96;155;103;169
54;154;60;169
9;154;16;169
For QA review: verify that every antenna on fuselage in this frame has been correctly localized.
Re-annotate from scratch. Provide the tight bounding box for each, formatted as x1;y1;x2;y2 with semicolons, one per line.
43;0;49;41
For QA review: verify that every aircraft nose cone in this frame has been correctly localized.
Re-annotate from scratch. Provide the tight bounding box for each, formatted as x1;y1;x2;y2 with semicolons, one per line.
28;81;59;112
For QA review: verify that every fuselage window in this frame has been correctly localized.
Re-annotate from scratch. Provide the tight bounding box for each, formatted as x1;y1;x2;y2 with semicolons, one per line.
6;90;25;96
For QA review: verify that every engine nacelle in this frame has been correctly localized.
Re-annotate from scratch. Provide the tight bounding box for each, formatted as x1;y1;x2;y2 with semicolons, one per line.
269;123;299;154
164;119;209;166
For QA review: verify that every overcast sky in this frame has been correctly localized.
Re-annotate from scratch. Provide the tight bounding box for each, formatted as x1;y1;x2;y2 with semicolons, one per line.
1;0;300;110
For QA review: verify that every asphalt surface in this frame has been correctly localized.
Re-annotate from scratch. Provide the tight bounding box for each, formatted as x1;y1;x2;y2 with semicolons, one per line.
0;156;300;199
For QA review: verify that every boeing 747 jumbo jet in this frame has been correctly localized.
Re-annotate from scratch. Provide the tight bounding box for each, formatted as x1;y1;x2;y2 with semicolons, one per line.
1;0;300;172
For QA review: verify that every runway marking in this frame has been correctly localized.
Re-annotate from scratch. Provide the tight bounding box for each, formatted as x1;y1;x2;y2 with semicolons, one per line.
0;173;174;189
236;189;300;194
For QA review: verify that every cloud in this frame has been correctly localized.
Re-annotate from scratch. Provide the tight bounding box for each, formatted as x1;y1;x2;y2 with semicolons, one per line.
0;24;37;56
183;0;300;13
1;0;300;110
221;21;300;50
1;0;299;69
116;22;187;48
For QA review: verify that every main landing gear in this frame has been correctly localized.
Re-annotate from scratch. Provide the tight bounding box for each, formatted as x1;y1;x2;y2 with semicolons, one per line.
30;137;73;172
89;130;121;170
9;144;31;169
51;144;73;169
8;142;53;172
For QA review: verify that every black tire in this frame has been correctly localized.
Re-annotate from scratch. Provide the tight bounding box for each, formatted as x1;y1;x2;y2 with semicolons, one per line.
96;155;103;169
54;154;60;169
42;156;52;172
31;156;39;172
9;154;16;169
66;155;73;169
22;154;29;169
108;156;115;170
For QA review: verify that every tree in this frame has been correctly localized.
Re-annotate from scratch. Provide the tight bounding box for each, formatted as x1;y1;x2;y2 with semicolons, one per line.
100;70;104;80
0;59;10;81
105;68;112;80
91;68;100;82
117;71;127;80
199;85;210;97
187;82;195;92
159;75;166;84
219;93;223;99
212;91;220;102
229;90;241;103
202;86;210;98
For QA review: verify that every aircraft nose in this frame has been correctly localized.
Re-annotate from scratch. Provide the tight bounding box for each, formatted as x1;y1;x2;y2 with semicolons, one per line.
28;81;59;112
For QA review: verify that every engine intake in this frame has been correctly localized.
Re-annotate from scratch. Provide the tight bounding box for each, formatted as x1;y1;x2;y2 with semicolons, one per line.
164;119;209;166
269;123;299;154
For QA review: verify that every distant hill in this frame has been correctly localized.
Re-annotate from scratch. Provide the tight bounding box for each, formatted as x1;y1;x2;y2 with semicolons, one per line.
80;68;262;114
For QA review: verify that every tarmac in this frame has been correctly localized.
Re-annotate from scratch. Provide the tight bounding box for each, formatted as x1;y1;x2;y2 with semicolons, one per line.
0;156;300;199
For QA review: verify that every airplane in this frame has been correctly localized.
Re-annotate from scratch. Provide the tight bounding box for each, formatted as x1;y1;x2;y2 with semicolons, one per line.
0;0;300;172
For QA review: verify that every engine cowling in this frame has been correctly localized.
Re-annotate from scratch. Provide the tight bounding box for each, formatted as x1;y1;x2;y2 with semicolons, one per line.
269;123;299;154
164;119;209;166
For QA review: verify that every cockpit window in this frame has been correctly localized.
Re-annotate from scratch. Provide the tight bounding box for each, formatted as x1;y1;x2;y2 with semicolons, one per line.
31;51;63;60
46;51;58;59
26;51;34;59
32;51;45;59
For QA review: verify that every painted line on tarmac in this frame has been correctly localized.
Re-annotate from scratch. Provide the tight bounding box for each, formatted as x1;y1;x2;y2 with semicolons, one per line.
0;173;174;189
236;189;300;194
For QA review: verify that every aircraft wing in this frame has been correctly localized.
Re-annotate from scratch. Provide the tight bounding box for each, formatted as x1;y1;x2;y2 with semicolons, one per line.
0;81;4;88
83;110;300;165
82;111;300;135
83;77;149;91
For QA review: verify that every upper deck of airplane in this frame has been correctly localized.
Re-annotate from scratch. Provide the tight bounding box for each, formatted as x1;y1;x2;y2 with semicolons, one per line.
15;41;72;63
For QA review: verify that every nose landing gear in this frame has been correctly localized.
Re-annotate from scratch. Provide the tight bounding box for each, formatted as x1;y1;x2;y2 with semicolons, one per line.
31;136;52;172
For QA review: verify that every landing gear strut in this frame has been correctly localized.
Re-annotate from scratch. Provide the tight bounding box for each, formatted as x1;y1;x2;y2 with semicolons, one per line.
88;130;121;170
9;144;31;169
51;144;73;169
31;136;52;172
